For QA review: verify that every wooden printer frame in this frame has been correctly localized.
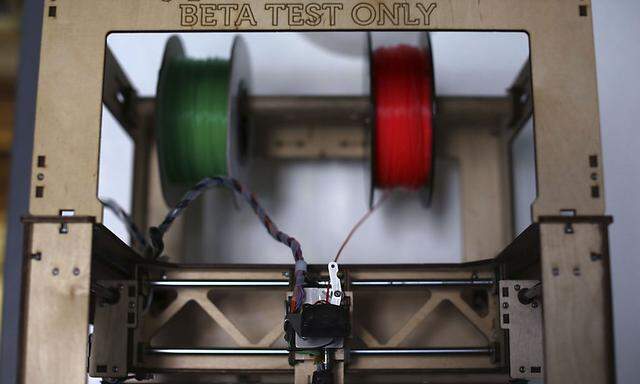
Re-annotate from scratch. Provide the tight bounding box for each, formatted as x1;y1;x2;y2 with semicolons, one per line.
17;1;613;383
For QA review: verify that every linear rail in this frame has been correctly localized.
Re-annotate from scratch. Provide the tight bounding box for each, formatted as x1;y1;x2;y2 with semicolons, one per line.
148;279;494;288
146;347;494;356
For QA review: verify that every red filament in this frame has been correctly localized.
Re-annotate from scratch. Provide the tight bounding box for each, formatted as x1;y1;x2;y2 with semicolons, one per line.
373;45;434;189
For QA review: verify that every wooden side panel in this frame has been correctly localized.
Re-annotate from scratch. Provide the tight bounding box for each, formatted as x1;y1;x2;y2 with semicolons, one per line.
21;223;92;384
540;223;614;384
448;128;512;262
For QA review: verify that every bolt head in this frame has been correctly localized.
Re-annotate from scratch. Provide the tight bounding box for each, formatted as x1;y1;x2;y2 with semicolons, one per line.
502;302;509;309
73;267;80;276
519;366;526;373
514;284;521;291
334;291;342;297
532;302;538;308
51;267;59;276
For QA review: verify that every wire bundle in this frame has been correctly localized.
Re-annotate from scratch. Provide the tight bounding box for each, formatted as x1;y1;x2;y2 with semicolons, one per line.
145;177;307;311
373;45;434;189
156;58;231;184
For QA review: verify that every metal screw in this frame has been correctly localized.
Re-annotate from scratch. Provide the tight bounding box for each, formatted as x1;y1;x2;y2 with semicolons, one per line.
37;173;44;181
129;301;136;309
590;172;598;181
119;284;125;291
112;366;119;373
31;252;42;261
502;302;509;309
334;291;342;298
514;284;521;291
532;302;538;308
519;366;526;373
73;267;80;276
282;271;290;278
573;267;581;276
51;267;59;276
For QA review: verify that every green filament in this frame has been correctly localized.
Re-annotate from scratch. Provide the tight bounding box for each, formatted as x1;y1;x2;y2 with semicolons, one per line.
157;57;230;184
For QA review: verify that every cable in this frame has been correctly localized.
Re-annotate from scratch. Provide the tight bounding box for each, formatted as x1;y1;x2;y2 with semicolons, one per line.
373;44;434;189
142;288;154;315
101;198;147;248
333;192;390;263
149;177;301;260
148;176;307;310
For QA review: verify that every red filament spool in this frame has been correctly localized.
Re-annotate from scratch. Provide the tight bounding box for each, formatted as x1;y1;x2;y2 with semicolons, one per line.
372;44;434;190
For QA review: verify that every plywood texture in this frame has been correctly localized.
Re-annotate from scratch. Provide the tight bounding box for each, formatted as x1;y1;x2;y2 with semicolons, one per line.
447;127;512;261
21;223;93;384
30;0;603;221
540;223;614;384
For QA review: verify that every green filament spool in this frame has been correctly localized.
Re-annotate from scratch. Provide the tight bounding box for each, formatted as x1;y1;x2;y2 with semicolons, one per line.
156;36;251;204
157;58;230;181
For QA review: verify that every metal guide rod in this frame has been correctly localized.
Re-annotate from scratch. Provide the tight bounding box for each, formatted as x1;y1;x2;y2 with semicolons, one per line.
146;347;493;356
149;280;290;287
148;279;494;287
350;347;493;355
351;279;494;287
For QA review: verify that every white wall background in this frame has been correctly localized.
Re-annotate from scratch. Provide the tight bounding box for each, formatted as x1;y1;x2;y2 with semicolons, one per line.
592;1;640;382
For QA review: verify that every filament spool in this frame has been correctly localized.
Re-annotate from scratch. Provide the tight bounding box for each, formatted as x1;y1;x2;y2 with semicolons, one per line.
367;33;436;207
156;36;251;205
156;33;434;208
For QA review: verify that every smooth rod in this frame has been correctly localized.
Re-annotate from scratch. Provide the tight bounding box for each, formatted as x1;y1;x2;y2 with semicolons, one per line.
147;279;494;288
145;347;493;356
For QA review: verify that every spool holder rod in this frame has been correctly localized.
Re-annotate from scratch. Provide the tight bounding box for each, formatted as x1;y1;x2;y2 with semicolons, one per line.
245;95;511;128
246;95;370;128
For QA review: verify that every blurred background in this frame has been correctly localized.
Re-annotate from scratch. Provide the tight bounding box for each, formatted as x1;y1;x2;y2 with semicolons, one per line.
0;0;639;383
0;0;21;333
100;31;531;265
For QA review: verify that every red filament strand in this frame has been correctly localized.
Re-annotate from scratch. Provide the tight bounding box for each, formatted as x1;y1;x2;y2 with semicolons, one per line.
373;45;434;189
